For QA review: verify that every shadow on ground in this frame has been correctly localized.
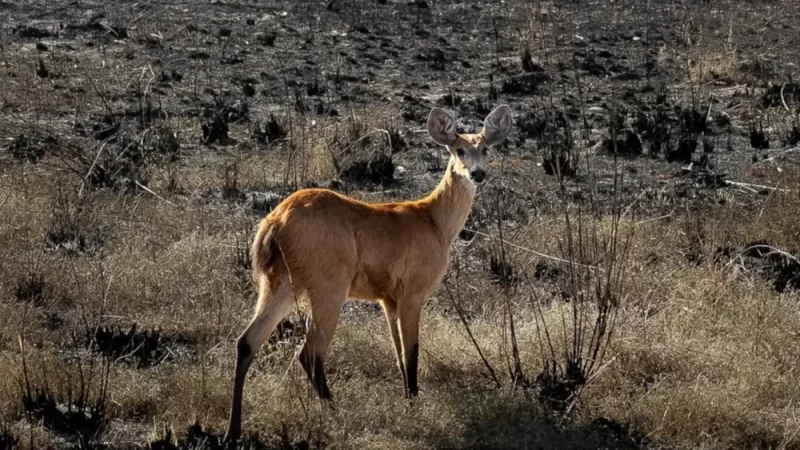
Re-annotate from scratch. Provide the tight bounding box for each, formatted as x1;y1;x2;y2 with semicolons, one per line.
417;390;660;450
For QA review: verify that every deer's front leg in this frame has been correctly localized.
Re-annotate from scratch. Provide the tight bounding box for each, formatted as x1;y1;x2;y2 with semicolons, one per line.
381;299;407;395
398;299;424;397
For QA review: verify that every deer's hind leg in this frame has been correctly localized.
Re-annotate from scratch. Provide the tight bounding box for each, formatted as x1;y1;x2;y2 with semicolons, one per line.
298;283;348;400
228;270;295;441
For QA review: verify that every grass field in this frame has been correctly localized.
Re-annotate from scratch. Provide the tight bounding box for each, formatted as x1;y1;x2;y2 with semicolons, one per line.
2;0;800;449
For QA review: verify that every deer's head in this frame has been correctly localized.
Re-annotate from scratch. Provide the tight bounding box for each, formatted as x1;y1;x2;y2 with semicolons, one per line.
427;105;513;185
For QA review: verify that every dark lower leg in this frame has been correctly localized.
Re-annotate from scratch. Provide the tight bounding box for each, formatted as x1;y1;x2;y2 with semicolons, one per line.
400;361;409;396
227;337;253;441
299;346;332;400
398;303;422;398
404;343;419;397
227;281;293;442
300;290;345;401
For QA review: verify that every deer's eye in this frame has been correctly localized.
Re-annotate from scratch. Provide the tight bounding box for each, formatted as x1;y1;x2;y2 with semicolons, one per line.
456;148;466;158
481;147;488;156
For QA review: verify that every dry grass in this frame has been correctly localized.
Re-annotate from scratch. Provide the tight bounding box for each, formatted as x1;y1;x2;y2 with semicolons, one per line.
4;1;800;449
4;147;800;449
589;253;800;449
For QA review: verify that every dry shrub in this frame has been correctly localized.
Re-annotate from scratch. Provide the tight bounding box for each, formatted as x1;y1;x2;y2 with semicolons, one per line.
284;117;338;185
321;107;401;186
687;46;740;85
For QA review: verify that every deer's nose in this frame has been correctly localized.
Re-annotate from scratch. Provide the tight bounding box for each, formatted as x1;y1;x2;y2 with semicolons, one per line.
470;169;486;183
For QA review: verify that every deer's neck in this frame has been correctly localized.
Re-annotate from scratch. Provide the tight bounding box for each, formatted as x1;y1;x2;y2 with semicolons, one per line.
424;156;476;247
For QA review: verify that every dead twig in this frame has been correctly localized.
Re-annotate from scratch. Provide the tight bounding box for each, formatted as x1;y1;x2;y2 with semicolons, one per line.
781;83;791;114
164;22;192;42
334;128;391;158
133;181;176;206
78;140;111;197
462;227;601;271
0;191;12;212
741;243;800;266
635;212;674;225
726;180;793;193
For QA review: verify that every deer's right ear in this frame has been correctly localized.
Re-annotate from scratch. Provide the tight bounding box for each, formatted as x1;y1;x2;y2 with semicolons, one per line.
427;107;458;147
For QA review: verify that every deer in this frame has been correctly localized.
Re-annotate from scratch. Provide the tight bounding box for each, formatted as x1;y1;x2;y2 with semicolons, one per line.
226;104;513;442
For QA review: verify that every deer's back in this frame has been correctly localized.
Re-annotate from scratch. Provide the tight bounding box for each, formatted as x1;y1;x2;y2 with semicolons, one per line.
266;188;449;301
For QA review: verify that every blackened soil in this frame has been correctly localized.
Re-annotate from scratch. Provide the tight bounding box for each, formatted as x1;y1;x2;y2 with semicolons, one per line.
3;1;800;448
3;0;799;225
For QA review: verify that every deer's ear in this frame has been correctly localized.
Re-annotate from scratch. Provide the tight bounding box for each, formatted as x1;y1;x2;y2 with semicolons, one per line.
427;107;458;147
482;105;513;146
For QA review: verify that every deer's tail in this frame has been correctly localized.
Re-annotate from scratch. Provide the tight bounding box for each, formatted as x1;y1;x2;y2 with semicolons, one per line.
251;219;282;282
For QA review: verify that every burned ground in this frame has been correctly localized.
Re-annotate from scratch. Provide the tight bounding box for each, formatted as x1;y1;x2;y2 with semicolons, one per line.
2;0;800;449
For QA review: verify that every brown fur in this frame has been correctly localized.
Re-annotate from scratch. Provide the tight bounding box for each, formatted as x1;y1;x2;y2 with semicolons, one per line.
226;105;513;442
251;224;280;281
255;162;472;304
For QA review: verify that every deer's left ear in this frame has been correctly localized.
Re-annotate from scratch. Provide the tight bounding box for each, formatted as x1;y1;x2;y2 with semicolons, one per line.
482;105;513;146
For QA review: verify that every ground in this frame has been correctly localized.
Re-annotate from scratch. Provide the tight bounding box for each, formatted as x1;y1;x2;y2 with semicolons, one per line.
2;0;800;449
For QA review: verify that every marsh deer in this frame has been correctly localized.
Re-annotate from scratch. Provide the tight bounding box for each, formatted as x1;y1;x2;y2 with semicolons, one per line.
226;105;513;441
